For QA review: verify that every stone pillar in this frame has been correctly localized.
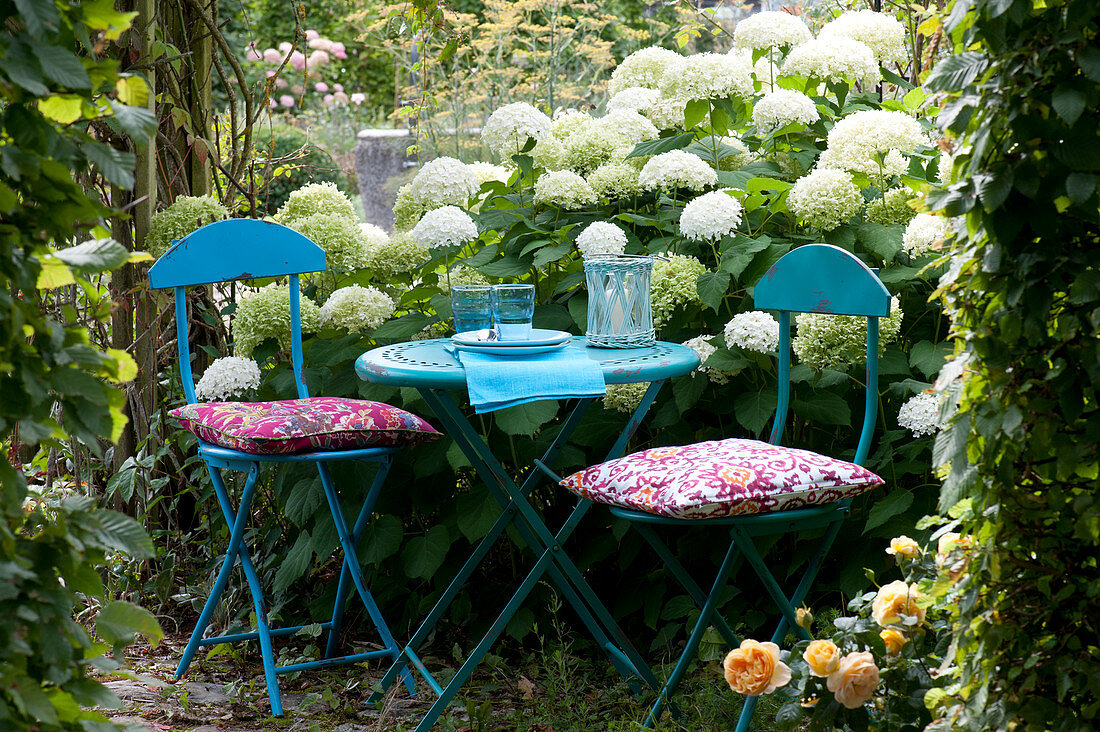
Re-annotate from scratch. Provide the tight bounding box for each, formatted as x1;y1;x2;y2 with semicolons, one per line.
354;129;413;232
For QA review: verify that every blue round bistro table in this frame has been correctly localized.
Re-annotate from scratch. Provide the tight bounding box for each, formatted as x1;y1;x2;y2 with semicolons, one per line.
355;337;699;731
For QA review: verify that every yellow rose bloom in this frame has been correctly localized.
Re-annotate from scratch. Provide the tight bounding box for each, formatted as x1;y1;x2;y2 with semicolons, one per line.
885;535;919;559
871;580;926;627
803;639;841;677
826;651;880;709
723;639;792;696
880;627;908;655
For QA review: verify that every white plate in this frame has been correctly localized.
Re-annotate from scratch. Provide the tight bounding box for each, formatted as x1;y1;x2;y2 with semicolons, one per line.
452;328;571;348
452;341;569;357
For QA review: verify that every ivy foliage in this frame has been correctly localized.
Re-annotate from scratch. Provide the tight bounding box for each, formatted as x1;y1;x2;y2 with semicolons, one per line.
0;0;162;729
927;0;1100;727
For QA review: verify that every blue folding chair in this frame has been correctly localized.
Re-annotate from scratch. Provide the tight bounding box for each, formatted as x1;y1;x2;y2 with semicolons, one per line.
559;244;890;730
148;219;431;715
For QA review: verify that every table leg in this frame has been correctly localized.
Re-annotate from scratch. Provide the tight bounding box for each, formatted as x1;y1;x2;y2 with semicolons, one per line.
373;383;672;729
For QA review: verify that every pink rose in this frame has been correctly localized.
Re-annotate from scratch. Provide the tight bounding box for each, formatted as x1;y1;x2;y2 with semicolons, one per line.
323;93;335;105
304;29;319;41
245;44;262;61
278;94;294;108
268;98;277;109
307;50;330;70
262;48;282;64
331;41;347;59
289;50;305;70
278;41;292;54
333;83;344;93
333;91;349;105
290;84;304;96
314;81;330;93
309;37;332;51
274;77;288;89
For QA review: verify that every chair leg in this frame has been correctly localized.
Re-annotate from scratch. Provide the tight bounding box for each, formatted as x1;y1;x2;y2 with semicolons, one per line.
176;464;260;680
643;538;742;728
316;461;414;696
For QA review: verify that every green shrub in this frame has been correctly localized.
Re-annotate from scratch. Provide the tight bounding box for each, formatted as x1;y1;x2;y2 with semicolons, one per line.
256;125;348;216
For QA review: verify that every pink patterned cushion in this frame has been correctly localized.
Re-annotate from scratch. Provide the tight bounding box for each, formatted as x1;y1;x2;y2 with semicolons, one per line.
561;438;883;519
170;397;441;455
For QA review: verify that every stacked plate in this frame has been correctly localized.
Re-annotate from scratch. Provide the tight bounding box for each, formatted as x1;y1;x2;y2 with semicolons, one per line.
451;328;571;356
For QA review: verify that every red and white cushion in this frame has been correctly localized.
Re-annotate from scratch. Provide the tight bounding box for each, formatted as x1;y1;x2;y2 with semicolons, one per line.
560;438;883;519
170;397;441;455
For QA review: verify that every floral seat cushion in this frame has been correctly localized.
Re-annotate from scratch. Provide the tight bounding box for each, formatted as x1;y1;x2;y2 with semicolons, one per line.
560;438;883;519
170;397;442;455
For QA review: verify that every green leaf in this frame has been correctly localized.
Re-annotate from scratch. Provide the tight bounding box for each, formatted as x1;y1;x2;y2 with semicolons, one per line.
672;373;707;414
373;312;431;340
720;237;771;279
909;340;952;379
82;142;135;189
1079;47;1100;83
880;67;916;90
96;601;163;646
684;99;709;129
735;389;777;435
34;45;91;89
494;400;558;436
358;514;404;565
108;100;157;143
976;169;1013;211
4;42;48;95
856;223;903;262
1065;172;1096;204
479;255;530;277
273;531;313;593
791;391;851;426
505;607;536;641
626;132;694;159
1052;87;1086;127
696;270;731;312
925;52;987;92
14;0;60;38
457;488;500;541
38;95;84;124
401;525;450;579
94;510;154;558
79;0;137;40
284;477;324;525
53;238;128;272
864;489;913;532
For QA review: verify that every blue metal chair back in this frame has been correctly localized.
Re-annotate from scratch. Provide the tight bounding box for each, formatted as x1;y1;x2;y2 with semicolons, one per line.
147;219;326;405
754;243;891;466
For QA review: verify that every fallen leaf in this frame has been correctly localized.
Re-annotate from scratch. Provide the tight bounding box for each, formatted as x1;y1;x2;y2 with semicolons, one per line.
518;675;537;700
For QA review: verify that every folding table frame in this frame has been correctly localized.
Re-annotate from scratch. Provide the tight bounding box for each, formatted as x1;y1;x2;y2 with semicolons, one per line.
355;339;699;731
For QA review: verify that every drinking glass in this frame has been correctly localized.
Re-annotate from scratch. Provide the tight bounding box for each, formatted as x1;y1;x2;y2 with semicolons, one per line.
492;284;535;341
451;284;493;334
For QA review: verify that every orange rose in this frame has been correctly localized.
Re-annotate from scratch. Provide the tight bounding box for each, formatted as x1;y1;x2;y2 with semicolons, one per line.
723;639;792;696
880;627;907;655
871;580;925;627
803;639;841;677
826;651;880;709
885;535;919;560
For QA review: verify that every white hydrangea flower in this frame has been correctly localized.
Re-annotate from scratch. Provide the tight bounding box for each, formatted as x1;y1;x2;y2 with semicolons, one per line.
393;183;427;232
733;11;813;50
715;136;756;170
937;151;954;183
898;392;942;437
643;96;689;131
865;187;917;226
533;170;597;209
602;382;651;413
681;335;730;384
438;264;490;294
793;296;903;370
411;205;479;249
195;356;262;402
903;213;948;256
562;124;621;173
482;102;553;158
409;156;480;209
658;52;754;102
599;109;660;149
359;222;389;250
467;161;513;187
532;135;569;171
679;190;744;241
233;284;322;358
818;110;925;176
781;38;881;86
575;222;628;259
638;150;717;192
275;182;356;226
607;46;681;96
288;214;367;271
750;52;782;90
363;229;428;280
724;311;780;354
607;86;660;114
787;168;863;230
819;10;908;66
320;285;396;331
551;109;593;141
752;89;820;132
651;254;706;327
587;162;642;199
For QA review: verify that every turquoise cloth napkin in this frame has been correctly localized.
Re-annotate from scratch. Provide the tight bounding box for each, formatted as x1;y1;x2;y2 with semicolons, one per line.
456;343;606;413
